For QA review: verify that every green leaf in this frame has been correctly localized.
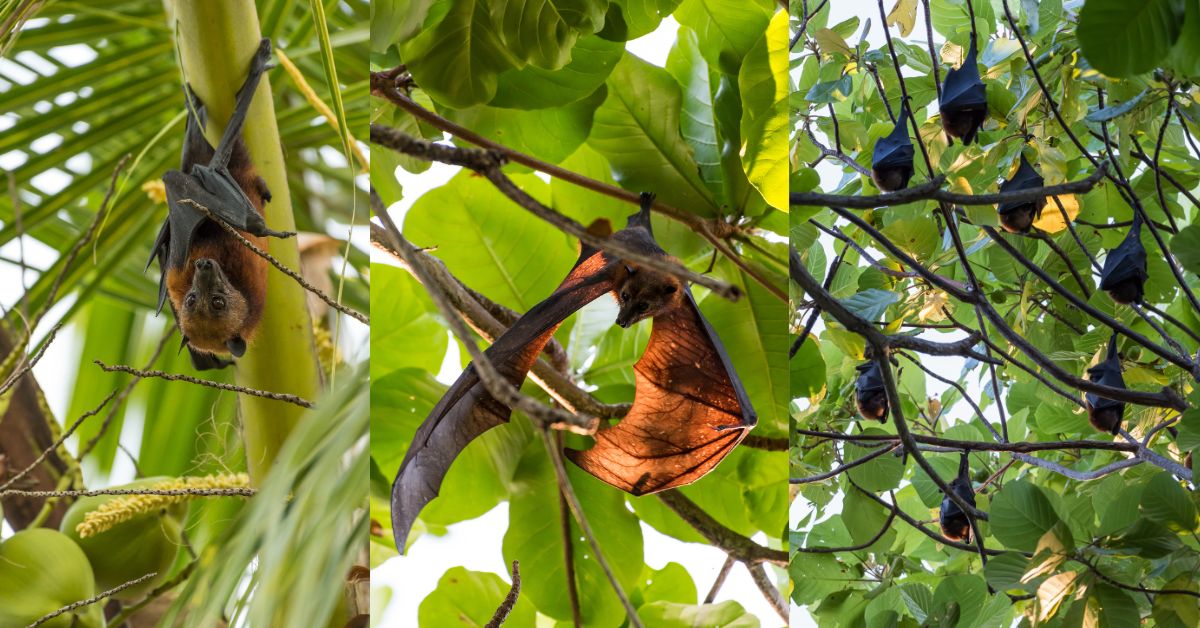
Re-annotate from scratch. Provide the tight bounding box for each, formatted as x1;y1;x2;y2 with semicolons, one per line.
369;265;446;379
404;172;577;312
790;336;826;399
402;0;521;107
1141;471;1199;531
673;0;772;75
738;9;789;211
494;0;608;69
1167;0;1200;78
489;35;623;109
418;566;537;627
845;432;904;493
1085;88;1149;123
990;479;1061;552
597;0;683;41
442;86;606;164
841;289;901;323
1172;225;1200;276
637;562;698;606
638;600;761;627
1091;584;1140;628
370;0;435;53
1078;0;1183;77
503;443;643;625
589;53;718;213
983;552;1030;592
666;27;725;204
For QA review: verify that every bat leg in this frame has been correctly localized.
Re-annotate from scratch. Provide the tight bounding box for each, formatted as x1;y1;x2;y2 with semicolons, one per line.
242;211;295;239
211;38;273;169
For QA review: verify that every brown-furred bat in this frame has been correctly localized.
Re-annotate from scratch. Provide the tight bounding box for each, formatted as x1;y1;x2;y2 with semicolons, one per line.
148;38;293;370
391;194;756;552
938;452;977;542
855;361;888;423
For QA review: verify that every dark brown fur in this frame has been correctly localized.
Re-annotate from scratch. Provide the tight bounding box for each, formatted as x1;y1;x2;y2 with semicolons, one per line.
1086;402;1123;435
856;391;889;423
613;264;683;329
871;165;914;192
1105;280;1142;305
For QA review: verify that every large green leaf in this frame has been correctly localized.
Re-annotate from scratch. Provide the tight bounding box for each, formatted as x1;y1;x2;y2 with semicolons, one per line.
492;0;608;69
402;0;522;107
489;35;623;109
442;86;607;164
637;600;760;626
1078;0;1183;77
673;0;771;75
419;567;537;627
738;9;788;211
369;265;446;379
588;53;718;215
990;479;1061;552
1141;471;1199;531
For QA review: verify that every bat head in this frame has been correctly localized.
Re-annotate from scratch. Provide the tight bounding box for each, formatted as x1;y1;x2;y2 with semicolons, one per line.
997;154;1047;233
614;265;682;328
178;257;250;357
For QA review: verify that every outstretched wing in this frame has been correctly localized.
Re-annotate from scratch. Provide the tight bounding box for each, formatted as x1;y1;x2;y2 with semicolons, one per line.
391;247;617;552
565;288;756;495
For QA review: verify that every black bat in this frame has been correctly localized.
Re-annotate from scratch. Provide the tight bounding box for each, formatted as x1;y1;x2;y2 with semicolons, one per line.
855;361;888;423
871;105;915;192
1098;213;1147;305
938;452;977;542
996;153;1047;233
391;195;756;551
148;38;294;370
939;37;987;145
1085;333;1126;435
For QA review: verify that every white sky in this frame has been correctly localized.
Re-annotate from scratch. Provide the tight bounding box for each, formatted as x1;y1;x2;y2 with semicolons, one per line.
372;16;788;628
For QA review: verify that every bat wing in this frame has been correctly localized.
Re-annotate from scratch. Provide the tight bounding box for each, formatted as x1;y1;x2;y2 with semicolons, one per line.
1099;231;1147;288
856;361;885;395
872;109;914;169
1085;337;1126;411
997;155;1045;214
391;247;617;551
940;39;986;109
565;288;756;495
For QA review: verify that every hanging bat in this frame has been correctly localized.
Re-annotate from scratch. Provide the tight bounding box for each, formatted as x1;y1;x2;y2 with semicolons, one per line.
147;38;294;370
391;194;756;551
871;105;915;192
938;452;977;542
996;153;1047;233
939;37;987;145
1084;333;1126;435
854;361;888;423
1098;213;1147;305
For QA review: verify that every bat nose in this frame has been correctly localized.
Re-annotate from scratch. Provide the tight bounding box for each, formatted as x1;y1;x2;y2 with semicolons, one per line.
195;258;214;270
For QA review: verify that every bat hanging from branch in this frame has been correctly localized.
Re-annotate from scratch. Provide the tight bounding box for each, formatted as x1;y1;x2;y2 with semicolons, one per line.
938;452;977;542
996;153;1047;233
148;38;294;371
939;36;987;145
1098;213;1147;305
391;194;756;551
854;360;888;423
871;104;915;192
1085;333;1126;435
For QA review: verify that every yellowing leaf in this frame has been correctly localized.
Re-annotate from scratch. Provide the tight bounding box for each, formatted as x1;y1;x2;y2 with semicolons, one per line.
814;28;853;57
886;0;918;37
919;290;948;322
1033;194;1078;233
1037;571;1078;622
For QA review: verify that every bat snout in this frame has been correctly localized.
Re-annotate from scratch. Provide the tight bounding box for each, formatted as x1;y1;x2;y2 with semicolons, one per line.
194;258;215;271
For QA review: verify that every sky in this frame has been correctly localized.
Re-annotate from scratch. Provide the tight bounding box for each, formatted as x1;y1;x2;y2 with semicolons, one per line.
371;15;788;628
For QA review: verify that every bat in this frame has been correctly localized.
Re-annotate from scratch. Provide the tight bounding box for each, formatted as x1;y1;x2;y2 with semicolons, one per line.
391;194;756;551
148;38;294;370
996;153;1047;233
871;105;915;192
855;361;888;423
1085;333;1126;435
1098;213;1147;305
938;452;976;542
939;36;987;145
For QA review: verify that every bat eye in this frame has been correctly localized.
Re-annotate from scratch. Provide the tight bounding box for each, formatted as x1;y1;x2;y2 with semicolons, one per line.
211;296;226;310
663;285;677;295
620;291;630;301
637;303;648;313
185;294;197;309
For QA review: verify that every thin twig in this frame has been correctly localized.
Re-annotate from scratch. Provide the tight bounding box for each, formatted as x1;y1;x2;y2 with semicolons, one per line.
745;562;788;622
704;555;737;604
484;561;522;628
93;361;315;409
0;388;118;492
1;487;255;498
27;572;158;627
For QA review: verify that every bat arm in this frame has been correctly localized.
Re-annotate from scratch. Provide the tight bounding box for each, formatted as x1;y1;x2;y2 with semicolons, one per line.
211;38;272;170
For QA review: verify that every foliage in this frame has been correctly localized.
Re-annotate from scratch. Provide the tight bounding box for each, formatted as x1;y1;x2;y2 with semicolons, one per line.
793;0;1200;625
370;0;789;623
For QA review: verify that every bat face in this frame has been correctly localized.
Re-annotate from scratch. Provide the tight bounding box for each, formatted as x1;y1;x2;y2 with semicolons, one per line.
177;258;250;357
614;265;682;328
996;156;1047;233
939;38;987;145
854;361;888;422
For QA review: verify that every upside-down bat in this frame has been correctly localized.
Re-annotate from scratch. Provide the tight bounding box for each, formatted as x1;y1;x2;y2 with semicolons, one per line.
854;361;888;423
938;452;977;542
1085;333;1126;435
996;153;1047;233
1098;213;1147;305
871;106;915;192
148;38;293;370
939;37;987;145
391;194;756;551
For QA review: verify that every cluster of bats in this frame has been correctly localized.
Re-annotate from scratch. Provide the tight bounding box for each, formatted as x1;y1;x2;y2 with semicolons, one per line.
858;36;1149;542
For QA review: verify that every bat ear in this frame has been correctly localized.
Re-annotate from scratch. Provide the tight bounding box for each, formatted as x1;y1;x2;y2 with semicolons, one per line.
227;336;247;357
625;265;637;276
